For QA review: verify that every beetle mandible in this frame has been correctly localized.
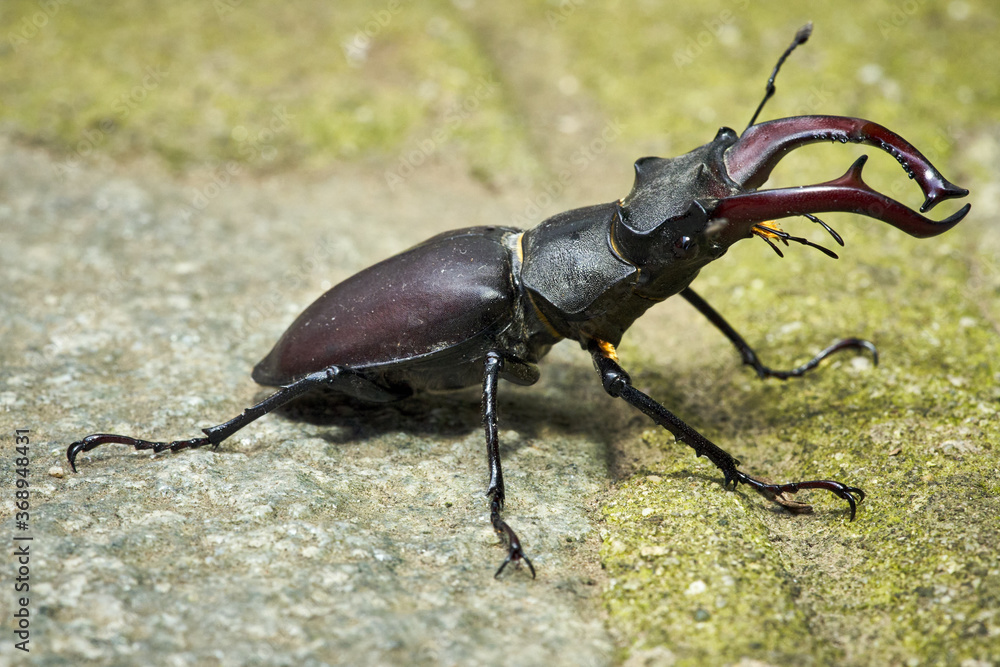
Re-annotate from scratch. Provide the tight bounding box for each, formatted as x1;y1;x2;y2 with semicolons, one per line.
69;25;970;578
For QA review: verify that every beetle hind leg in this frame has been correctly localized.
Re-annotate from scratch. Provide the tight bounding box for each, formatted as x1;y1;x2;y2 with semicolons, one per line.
68;365;401;471
681;288;878;380
589;340;865;520
483;351;536;578
67;433;212;472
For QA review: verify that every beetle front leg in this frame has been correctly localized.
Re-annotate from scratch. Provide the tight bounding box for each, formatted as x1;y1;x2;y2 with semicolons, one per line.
681;288;878;380
588;340;865;519
483;351;535;578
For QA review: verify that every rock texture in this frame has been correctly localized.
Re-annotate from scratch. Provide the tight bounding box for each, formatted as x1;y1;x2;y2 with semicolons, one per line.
2;2;998;665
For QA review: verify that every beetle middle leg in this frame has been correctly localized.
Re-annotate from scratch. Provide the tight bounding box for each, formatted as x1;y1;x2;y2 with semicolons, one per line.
681;287;878;380
483;351;536;578
588;340;865;519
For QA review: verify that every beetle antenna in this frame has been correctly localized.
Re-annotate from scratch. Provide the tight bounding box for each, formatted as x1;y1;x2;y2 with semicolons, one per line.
802;213;844;246
753;227;786;257
753;222;839;259
745;22;813;131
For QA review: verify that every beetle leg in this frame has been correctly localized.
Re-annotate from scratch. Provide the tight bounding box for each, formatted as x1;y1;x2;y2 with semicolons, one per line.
589;340;865;520
483;351;536;579
67;366;401;471
681;288;878;380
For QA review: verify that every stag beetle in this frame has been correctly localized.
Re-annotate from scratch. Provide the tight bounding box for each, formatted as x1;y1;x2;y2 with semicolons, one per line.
69;25;970;578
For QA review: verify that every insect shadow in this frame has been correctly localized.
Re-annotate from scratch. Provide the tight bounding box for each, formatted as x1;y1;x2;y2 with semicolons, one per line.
265;358;630;461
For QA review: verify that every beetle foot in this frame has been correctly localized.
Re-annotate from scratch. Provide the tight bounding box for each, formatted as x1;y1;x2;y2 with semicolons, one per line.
741;476;814;514
67;433;213;472
750;337;879;380
730;470;865;520
490;497;535;579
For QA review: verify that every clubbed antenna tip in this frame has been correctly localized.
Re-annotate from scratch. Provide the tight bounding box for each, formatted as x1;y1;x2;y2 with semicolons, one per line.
795;21;813;44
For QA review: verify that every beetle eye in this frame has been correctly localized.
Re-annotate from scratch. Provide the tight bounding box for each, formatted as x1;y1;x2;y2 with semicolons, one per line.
673;235;696;258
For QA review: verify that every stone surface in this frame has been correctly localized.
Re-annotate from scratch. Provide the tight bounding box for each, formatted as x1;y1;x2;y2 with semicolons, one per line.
1;2;999;666
0;139;620;666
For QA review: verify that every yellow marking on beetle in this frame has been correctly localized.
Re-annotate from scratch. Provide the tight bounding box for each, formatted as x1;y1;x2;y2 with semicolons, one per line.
515;231;525;263
633;290;667;303
607;205;636;266
596;339;619;362
525;290;562;338
752;220;784;239
608;223;625;260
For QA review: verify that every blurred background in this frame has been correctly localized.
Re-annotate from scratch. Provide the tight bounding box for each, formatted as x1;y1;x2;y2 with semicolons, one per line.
1;1;998;665
1;0;994;192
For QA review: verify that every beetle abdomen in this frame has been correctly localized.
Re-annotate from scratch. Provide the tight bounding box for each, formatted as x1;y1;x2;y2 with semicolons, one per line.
252;226;521;386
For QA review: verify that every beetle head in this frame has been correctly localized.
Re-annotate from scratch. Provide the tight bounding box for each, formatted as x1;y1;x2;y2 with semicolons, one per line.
611;24;969;300
612;126;740;271
611;116;970;300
